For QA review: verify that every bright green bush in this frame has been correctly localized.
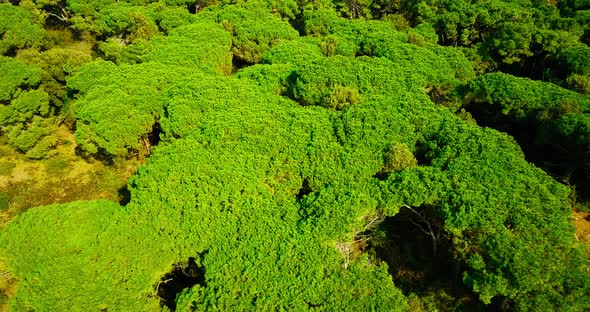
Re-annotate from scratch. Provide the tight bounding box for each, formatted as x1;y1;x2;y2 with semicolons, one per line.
140;21;233;74
0;56;43;102
0;4;45;55
68;61;204;157
0;200;166;311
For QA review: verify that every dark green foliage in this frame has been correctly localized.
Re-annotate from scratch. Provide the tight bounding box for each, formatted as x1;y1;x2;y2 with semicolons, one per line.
335;0;585;86
16;48;92;107
417;120;588;310
0;161;15;176
466;73;590;186
468;72;590;119
561;45;590;76
560;45;590;94
0;56;58;158
0;192;8;211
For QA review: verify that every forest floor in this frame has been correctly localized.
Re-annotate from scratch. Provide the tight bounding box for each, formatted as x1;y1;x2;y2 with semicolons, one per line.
573;211;590;257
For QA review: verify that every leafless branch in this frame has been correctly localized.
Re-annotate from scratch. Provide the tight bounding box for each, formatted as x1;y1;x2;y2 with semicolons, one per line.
402;205;439;256
47;12;68;22
363;211;384;231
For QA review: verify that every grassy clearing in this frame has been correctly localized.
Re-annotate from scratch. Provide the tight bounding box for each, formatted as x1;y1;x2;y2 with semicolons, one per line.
0;126;141;228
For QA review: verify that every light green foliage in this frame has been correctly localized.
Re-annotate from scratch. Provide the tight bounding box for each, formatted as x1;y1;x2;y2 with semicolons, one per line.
158;74;258;139
301;16;474;98
0;56;43;102
100;20;233;71
236;63;294;94
94;4;160;42
382;143;418;173
262;38;324;66
317;35;358;57
6;117;55;156
69;61;201;157
324;84;362;110
1;90;50;124
217;0;301;19
140;22;233;74
288;56;424;108
6;41;589;310
66;59;118;93
303;7;340;36
0;4;45;55
67;0;194;35
148;4;195;33
0;200;165;311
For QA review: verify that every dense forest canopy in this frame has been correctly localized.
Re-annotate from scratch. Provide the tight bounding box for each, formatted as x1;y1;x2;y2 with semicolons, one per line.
0;0;589;311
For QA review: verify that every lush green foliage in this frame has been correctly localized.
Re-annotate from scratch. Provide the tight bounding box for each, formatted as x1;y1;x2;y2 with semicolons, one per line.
0;56;58;158
0;0;589;311
467;72;590;196
0;4;45;55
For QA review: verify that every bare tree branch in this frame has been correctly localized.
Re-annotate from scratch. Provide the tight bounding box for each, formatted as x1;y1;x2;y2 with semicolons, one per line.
402;205;439;256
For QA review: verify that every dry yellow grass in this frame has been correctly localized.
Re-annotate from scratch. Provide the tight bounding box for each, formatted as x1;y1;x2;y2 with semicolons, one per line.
0;126;142;228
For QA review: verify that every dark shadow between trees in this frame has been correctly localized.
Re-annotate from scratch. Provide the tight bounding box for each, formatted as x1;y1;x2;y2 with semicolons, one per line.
156;255;206;311
365;206;488;311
